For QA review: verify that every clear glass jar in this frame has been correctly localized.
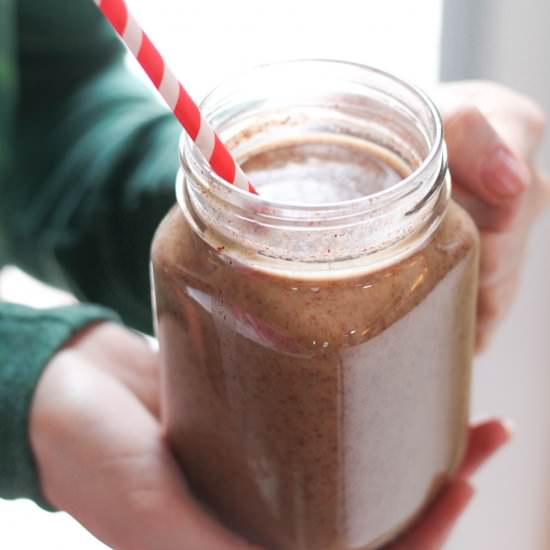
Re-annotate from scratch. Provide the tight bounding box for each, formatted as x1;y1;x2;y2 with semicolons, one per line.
151;60;479;550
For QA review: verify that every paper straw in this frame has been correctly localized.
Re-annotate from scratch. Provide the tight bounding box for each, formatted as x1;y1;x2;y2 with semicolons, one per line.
93;0;257;194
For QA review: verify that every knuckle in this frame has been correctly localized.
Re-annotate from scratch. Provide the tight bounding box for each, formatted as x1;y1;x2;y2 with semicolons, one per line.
126;486;164;518
445;104;485;134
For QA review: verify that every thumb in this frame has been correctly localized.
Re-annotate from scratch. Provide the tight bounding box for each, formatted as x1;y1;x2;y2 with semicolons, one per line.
32;358;260;550
87;380;261;550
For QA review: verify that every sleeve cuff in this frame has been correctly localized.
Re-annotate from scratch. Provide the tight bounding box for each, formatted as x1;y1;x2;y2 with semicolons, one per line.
0;302;120;510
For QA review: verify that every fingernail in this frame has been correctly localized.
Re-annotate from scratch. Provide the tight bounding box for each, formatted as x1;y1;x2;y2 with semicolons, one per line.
502;418;517;436
484;147;530;198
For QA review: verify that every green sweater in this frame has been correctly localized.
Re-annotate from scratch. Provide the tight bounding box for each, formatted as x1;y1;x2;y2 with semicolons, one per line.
0;0;180;507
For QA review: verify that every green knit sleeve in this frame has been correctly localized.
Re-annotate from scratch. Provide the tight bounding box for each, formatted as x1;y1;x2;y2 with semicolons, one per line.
0;302;119;509
0;0;182;511
1;0;181;334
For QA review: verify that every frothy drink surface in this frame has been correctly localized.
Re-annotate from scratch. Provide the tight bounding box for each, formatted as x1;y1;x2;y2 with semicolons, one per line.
152;139;478;549
243;139;406;204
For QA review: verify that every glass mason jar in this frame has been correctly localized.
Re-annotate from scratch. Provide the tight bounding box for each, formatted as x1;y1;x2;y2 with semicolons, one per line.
151;60;479;550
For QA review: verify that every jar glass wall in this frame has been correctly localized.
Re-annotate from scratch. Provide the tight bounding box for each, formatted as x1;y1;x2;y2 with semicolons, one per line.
151;61;479;550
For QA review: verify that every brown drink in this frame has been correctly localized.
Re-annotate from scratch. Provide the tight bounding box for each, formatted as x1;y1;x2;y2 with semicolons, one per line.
151;62;479;550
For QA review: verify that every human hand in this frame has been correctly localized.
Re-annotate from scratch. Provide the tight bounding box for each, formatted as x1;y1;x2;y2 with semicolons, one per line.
30;322;260;550
435;81;549;351
384;419;511;550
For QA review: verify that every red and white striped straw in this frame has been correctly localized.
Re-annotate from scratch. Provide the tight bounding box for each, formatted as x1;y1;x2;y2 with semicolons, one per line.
93;0;256;194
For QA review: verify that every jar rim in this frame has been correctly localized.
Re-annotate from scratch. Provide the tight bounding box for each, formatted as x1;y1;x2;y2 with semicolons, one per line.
180;59;444;215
